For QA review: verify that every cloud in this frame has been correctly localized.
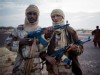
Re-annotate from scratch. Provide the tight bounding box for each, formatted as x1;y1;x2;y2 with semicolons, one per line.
67;12;100;30
0;1;27;16
0;0;100;29
0;1;27;10
33;0;100;13
0;13;24;20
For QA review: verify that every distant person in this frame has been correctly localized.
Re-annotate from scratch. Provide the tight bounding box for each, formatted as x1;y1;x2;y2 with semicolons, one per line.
92;26;100;48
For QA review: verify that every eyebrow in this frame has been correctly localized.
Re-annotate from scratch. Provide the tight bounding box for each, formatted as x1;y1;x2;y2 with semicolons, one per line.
27;12;37;15
52;14;62;17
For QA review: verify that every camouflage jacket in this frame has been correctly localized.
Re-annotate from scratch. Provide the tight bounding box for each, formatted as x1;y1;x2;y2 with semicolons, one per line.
5;26;42;75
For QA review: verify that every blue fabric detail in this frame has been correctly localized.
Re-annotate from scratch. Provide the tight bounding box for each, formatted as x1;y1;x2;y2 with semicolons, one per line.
63;58;72;65
28;28;48;47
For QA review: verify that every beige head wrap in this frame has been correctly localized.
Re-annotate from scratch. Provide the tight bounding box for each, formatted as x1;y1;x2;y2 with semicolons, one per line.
25;4;39;16
24;4;40;32
51;9;67;48
51;9;65;25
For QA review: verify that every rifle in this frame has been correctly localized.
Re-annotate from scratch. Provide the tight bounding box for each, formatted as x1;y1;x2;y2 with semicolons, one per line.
27;24;69;47
50;36;91;66
24;24;69;74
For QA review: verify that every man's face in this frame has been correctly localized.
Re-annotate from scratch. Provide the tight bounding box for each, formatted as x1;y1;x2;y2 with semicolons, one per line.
51;14;63;23
26;11;38;23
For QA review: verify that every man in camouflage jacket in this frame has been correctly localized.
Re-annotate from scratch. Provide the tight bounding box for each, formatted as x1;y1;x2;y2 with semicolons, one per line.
6;4;43;75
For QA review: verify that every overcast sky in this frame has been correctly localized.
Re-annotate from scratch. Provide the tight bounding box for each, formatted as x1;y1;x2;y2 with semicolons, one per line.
0;0;100;29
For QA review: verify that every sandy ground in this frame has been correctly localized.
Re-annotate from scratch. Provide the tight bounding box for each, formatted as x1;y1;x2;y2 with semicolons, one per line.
1;32;100;75
0;47;16;75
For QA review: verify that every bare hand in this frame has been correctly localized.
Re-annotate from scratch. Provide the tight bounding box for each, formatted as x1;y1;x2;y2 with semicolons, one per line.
44;27;54;39
45;55;56;65
44;27;54;34
70;44;78;51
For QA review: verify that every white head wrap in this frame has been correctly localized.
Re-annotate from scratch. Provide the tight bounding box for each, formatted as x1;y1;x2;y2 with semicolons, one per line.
51;9;67;48
51;9;65;25
24;4;40;32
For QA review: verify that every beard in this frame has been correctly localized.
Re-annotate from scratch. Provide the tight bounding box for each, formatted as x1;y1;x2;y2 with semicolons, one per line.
27;17;37;24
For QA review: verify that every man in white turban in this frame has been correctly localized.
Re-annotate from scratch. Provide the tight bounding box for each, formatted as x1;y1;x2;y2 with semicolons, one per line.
6;4;42;75
39;9;84;75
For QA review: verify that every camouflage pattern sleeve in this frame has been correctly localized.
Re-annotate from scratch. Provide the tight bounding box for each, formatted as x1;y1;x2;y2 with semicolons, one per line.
5;28;19;52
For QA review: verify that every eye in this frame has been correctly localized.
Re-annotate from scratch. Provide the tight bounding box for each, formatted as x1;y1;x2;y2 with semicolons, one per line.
52;14;61;18
51;16;55;18
27;12;37;15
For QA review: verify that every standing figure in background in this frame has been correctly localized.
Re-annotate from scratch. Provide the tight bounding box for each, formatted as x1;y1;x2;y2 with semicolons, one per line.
5;4;43;75
39;9;84;75
92;26;100;48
